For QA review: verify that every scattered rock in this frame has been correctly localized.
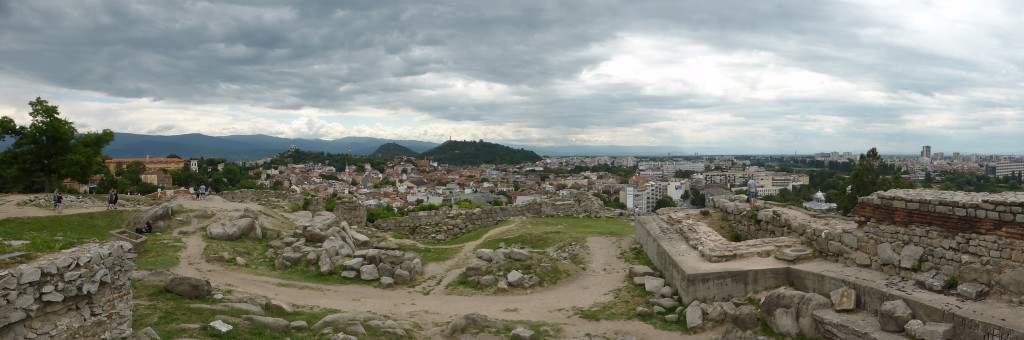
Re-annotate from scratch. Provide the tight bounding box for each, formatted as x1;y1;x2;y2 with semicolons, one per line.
360;265;379;281
164;275;212;299
665;314;679;323
636;307;651;316
994;269;1024;295
265;299;294;314
685;301;703;329
829;287;856;311
644;277;665;294
510;327;536;340
957;282;989;300
444;313;503;337
650;298;680;310
730;305;759;330
899;245;924;269
209;320;233;334
290;320;309;330
242;315;291;333
914;270;949;292
879;300;914;332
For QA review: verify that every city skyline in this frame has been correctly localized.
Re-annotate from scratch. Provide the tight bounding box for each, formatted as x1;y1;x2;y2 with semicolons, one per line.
1;1;1022;155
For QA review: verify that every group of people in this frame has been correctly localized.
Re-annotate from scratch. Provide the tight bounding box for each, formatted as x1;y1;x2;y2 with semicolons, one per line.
52;189;63;214
107;189;119;209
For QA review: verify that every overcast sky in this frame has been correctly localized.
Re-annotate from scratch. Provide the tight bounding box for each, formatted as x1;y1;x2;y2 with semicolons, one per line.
1;1;1021;154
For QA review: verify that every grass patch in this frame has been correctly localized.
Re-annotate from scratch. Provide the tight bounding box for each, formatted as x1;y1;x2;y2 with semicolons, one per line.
475;217;633;251
136;234;184;271
573;283;693;334
132;281;348;340
0;210;133;256
402;245;459;265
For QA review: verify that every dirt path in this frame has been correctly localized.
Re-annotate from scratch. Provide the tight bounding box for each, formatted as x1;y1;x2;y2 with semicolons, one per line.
170;210;708;339
0;194;112;219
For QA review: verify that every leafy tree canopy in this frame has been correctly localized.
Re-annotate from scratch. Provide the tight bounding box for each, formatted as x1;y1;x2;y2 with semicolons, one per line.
0;97;114;192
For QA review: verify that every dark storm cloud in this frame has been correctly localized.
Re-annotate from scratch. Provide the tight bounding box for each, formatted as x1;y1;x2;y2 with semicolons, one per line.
0;1;1021;152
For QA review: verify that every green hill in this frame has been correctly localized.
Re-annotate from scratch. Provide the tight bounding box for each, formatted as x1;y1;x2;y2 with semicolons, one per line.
421;140;541;166
369;142;421;159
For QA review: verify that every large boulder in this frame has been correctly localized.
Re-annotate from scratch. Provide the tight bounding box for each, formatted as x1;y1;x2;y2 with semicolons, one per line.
242;315;291;333
207;218;262;241
877;243;896;265
899;245;925;269
312;311;385;330
914;271;950;292
465;259;490;277
830;287;856;311
359;265;379;281
994;269;1024;295
444;313;502;337
129;203;178;230
164;275;212;299
760;287;831;338
730;305;759;330
685;301;703;329
957;282;989;300
628;265;657;278
878;299;914;332
644;276;665;294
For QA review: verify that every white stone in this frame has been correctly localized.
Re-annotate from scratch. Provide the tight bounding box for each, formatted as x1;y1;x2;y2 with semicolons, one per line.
209;320;233;333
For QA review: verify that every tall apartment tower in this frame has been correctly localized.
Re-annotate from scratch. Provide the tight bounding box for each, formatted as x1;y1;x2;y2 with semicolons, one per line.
921;145;931;159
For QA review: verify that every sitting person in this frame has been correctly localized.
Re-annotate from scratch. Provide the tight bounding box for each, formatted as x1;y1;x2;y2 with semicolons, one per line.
135;221;153;234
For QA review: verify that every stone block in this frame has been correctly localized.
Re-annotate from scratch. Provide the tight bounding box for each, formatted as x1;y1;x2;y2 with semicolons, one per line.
957;282;989;300
879;300;913;332
877;243;896;265
994;269;1024;295
899;245;924;269
830;287;856;311
644;277;665;294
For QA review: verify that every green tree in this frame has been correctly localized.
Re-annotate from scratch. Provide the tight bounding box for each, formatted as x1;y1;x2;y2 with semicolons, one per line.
0;97;114;192
654;195;677;210
839;147;891;214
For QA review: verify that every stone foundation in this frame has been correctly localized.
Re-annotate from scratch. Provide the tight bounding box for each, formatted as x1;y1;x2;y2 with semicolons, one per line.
372;192;611;241
0;241;136;340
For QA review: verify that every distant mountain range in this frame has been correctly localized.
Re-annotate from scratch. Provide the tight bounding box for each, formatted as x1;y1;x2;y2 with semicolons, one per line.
92;133;695;160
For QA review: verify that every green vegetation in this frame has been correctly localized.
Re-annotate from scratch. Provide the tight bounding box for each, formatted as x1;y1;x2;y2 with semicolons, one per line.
400;245;459;265
476;217;633;251
0;210;132;257
366;199;484;223
369;142;421;159
0;97;115;193
654;195;677;210
937;170;1024;192
135;234;184;271
132;281;375;340
269;149;389;173
420;140;541;166
574;245;692;334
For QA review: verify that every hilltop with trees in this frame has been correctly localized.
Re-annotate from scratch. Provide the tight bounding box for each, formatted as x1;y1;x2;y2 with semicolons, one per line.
369;142;421;159
420;140;541;166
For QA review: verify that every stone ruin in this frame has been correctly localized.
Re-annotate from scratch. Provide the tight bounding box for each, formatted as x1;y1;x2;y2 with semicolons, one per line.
0;241;136;340
261;211;424;287
372;191;614;242
634;189;1024;340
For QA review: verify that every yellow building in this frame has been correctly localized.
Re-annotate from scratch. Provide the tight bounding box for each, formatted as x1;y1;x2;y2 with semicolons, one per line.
105;157;186;173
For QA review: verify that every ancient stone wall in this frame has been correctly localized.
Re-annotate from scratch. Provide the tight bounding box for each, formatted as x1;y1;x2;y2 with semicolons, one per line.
219;190;367;226
708;190;1024;293
372;192;610;241
0;241;136;340
219;189;304;207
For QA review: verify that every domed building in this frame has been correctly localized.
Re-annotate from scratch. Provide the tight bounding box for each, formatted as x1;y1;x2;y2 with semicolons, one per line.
803;191;837;211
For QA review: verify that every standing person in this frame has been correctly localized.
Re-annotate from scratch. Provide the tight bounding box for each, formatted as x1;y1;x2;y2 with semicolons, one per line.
53;189;63;214
747;178;758;204
107;189;115;210
199;184;207;201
